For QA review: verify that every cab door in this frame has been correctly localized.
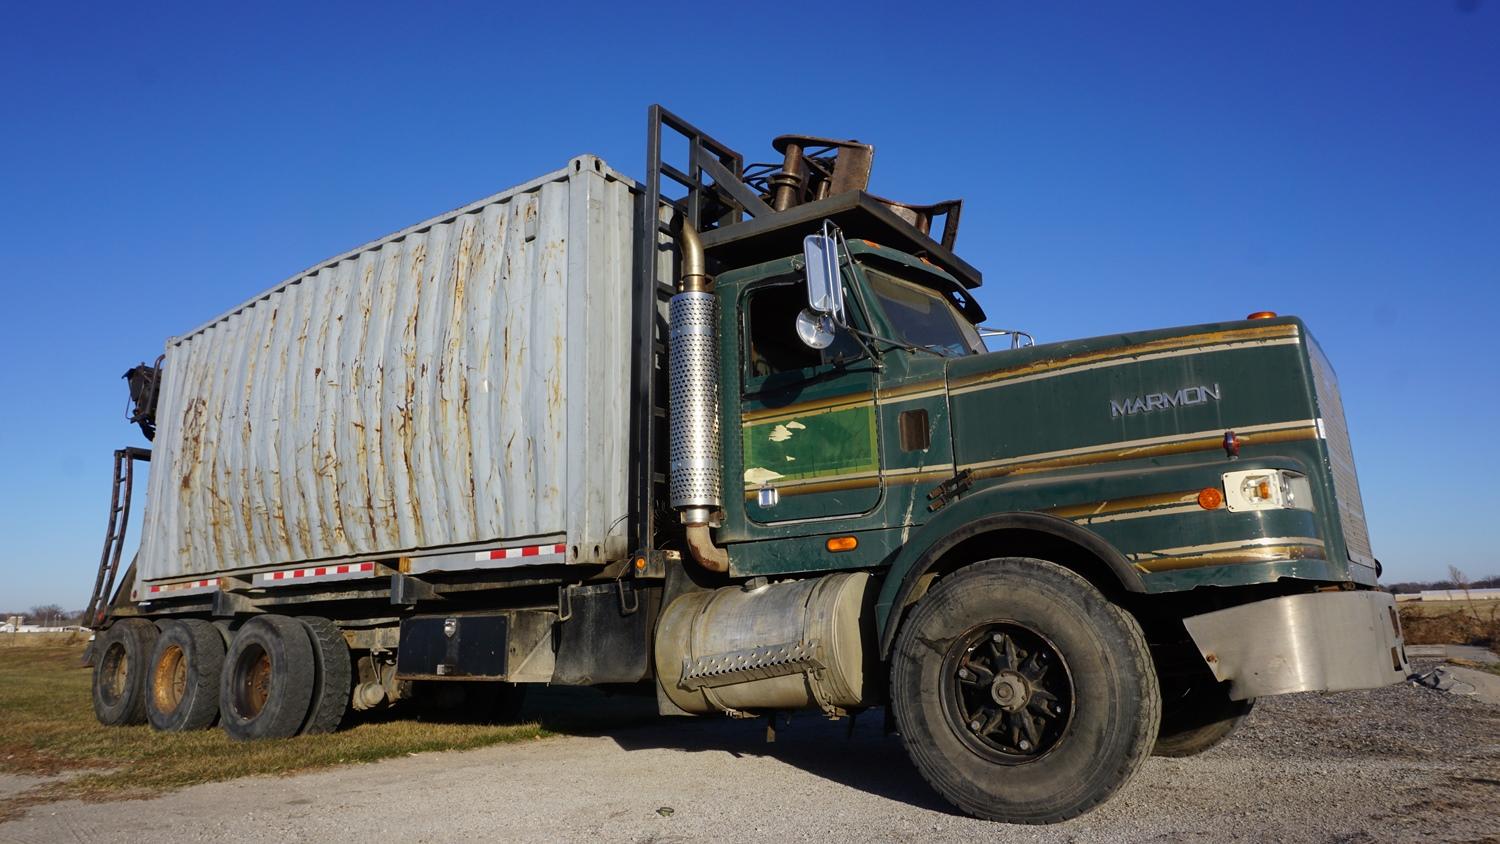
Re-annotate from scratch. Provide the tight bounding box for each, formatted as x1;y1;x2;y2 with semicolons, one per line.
737;275;883;524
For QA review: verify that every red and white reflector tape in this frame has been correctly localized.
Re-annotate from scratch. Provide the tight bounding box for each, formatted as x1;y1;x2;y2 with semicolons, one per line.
142;578;217;598
473;543;568;562
408;542;568;575
254;561;378;588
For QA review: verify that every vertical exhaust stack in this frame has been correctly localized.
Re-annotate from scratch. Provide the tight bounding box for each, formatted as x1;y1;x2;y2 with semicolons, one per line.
668;222;729;573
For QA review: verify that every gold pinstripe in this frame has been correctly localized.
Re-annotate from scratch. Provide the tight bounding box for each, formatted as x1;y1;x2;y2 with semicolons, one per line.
950;337;1302;395
741;325;1301;424
1132;540;1327;573
961;420;1319;479
948;324;1301;393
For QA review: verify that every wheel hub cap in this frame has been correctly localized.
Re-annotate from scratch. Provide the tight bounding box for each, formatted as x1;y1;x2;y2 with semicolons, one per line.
991;671;1030;712
945;623;1075;763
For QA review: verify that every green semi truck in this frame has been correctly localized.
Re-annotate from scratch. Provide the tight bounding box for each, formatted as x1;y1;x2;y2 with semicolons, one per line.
85;106;1407;823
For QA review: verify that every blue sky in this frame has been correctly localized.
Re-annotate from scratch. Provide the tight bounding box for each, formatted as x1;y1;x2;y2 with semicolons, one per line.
1;2;1495;609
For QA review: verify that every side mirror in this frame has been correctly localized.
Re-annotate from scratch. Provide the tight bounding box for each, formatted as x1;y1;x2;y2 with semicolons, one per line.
802;233;845;322
795;309;837;349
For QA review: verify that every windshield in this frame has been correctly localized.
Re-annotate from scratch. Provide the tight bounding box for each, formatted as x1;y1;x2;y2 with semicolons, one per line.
862;265;984;356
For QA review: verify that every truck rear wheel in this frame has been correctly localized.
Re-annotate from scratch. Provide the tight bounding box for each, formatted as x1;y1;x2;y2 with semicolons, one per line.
92;618;159;726
219;615;316;741
890;558;1160;824
298;616;352;735
146;619;225;732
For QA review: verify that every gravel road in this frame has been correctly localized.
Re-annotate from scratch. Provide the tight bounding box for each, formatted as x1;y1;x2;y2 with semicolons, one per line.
3;665;1497;843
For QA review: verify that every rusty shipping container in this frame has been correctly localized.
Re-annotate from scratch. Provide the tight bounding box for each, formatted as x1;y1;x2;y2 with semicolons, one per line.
137;156;637;583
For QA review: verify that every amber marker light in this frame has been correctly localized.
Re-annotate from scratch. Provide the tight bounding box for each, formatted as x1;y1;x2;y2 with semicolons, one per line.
1197;487;1224;509
633;556;647;572
826;536;858;552
1247;311;1278;320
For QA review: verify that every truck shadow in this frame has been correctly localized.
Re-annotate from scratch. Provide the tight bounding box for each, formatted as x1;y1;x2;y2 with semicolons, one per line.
517;686;951;813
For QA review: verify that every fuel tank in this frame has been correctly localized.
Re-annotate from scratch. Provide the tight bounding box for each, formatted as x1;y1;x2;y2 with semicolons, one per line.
654;572;874;716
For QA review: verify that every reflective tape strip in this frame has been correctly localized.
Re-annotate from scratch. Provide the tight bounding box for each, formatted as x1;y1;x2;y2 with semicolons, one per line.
408;543;568;575
144;578;217;597
254;561;378;587
473;543;568;562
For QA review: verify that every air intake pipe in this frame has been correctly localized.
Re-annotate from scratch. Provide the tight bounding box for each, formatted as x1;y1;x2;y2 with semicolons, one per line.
668;221;729;573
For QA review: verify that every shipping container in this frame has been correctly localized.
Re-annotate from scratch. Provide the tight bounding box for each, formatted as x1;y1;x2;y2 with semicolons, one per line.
137;156;637;583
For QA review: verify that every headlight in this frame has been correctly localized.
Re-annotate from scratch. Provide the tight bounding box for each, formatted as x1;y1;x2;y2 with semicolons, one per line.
1221;469;1314;512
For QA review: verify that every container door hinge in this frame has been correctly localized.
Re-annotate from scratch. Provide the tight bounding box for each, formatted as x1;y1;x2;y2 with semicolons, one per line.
926;468;974;512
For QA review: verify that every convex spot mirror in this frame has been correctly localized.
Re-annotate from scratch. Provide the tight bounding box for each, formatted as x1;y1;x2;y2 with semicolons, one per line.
799;233;845;350
795;309;837;349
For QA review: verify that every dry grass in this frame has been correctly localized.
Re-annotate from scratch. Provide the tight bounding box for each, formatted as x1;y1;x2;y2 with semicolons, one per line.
0;631;86;648
0;643;658;821
1399;598;1500;648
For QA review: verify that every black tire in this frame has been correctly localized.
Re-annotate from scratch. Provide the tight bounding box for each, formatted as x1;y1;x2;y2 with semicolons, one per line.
1154;685;1255;758
298;616;352;735
890;558;1161;824
146;619;225;732
92;619;160;726
219;615;316;741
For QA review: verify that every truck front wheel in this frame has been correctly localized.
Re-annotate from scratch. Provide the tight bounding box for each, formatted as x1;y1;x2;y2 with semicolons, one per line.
1154;684;1255;757
890;558;1160;824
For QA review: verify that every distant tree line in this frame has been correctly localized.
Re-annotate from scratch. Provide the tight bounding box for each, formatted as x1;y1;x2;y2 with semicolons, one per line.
1;605;85;626
1385;570;1500;594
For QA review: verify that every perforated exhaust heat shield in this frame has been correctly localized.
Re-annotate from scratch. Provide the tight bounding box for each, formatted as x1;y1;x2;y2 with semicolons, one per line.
668;291;722;512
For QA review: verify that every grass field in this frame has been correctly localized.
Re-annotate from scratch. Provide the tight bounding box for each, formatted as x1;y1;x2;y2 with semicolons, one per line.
1398;597;1500;648
0;638;658;822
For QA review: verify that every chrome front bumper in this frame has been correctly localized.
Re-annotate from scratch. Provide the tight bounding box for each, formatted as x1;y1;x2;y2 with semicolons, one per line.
1183;590;1409;700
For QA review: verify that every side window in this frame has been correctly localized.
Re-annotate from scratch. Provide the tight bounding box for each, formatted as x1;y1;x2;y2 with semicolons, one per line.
746;282;820;378
743;280;864;382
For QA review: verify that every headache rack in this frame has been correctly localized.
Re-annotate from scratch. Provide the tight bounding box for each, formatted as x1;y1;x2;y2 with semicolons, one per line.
628;104;983;559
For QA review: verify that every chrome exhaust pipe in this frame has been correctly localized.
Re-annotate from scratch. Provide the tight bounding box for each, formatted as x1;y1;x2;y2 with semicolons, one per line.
668;221;728;573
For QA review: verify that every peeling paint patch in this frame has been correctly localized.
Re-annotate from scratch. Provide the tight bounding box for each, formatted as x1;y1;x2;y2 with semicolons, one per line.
745;467;785;485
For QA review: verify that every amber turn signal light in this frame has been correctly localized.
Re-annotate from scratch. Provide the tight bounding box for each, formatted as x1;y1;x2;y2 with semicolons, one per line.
826;536;858;552
1197;487;1224;509
1246;311;1278;320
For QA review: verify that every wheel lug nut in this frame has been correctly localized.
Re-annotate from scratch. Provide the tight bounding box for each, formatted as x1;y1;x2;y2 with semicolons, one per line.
958;668;970;680
969;719;982;731
1019;739;1031;751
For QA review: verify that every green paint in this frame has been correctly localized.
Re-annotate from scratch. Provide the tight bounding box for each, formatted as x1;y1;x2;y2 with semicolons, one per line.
741;404;878;487
710;246;1377;642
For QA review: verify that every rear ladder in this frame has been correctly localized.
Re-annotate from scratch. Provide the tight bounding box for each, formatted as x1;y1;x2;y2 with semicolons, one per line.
84;447;150;631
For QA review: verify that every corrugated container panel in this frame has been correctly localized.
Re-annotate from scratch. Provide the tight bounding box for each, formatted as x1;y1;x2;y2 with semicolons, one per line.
138;156;637;582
